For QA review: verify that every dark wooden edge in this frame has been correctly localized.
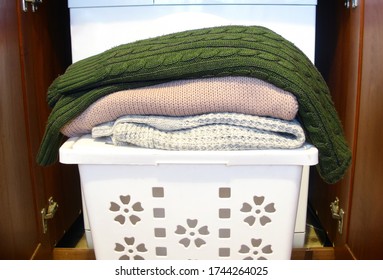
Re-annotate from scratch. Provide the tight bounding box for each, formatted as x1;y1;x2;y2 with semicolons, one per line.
291;247;334;260
53;248;96;260
53;247;334;260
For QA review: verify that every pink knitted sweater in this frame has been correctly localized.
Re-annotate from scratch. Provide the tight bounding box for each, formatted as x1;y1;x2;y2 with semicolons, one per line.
61;76;298;137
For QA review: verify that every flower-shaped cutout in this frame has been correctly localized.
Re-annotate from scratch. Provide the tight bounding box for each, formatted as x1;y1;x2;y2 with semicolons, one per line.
240;195;276;227
114;237;147;260
239;238;273;260
109;195;144;225
175;219;210;248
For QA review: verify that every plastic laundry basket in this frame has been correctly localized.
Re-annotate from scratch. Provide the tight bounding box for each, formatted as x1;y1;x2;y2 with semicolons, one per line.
59;135;318;260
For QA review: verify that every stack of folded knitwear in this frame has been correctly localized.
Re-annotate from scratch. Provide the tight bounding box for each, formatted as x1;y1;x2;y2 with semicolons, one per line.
61;76;306;151
37;25;352;184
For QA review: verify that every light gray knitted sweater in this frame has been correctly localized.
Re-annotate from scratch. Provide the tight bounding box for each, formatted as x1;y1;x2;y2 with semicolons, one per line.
92;113;306;151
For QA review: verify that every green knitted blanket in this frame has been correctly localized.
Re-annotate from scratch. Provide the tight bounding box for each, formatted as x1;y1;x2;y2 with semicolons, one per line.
37;25;351;184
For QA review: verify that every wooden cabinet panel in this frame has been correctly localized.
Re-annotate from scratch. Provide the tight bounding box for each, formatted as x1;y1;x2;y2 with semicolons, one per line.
1;0;81;259
311;0;383;259
18;0;82;248
0;0;40;260
347;0;383;259
310;0;361;250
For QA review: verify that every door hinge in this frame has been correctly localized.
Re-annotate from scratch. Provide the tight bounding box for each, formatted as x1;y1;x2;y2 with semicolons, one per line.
41;197;59;234
330;197;345;234
344;0;358;9
22;0;43;13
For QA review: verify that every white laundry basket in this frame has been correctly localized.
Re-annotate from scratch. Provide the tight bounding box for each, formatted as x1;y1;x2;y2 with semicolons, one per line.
60;135;318;259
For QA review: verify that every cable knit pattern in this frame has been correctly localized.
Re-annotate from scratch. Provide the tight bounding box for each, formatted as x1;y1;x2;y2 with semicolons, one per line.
92;113;306;150
61;76;298;137
37;25;351;184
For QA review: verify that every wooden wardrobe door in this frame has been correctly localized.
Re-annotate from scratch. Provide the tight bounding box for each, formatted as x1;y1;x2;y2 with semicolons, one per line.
347;0;383;259
309;0;362;258
0;0;42;259
18;0;82;250
0;0;81;259
312;0;383;259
